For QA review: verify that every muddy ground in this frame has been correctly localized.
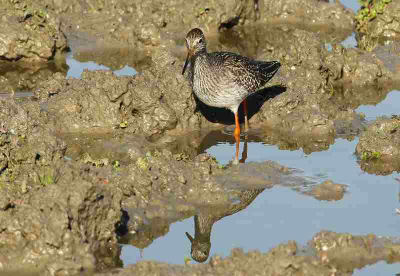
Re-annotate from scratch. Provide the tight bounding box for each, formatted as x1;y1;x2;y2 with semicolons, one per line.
1;0;400;275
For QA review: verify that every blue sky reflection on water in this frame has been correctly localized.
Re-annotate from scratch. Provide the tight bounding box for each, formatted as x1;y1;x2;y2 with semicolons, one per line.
66;52;137;79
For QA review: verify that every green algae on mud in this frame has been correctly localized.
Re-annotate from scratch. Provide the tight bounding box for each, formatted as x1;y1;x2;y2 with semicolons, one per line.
356;116;400;175
356;0;400;39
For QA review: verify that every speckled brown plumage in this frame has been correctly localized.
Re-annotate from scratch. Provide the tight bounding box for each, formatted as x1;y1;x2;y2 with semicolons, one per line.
182;28;280;137
185;189;266;263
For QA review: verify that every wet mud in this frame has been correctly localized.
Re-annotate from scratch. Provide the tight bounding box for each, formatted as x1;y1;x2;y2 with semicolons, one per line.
1;0;400;275
356;116;400;175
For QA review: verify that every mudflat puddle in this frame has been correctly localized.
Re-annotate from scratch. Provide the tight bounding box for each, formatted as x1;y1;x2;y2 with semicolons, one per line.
65;52;137;78
357;91;400;120
0;52;137;99
121;88;400;276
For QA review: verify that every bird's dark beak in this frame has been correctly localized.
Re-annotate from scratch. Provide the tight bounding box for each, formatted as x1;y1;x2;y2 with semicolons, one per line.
185;232;194;243
182;50;192;75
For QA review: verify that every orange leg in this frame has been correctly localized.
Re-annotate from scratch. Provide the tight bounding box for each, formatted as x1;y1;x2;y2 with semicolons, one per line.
234;111;241;138
243;99;249;132
234;112;241;162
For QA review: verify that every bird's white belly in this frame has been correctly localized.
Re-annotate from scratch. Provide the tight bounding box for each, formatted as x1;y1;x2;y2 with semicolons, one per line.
193;82;246;111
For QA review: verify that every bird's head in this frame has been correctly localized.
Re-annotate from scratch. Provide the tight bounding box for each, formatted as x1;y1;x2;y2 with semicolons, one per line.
182;28;206;75
185;231;211;263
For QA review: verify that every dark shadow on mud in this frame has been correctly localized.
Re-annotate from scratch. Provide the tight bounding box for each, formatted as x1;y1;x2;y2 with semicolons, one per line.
115;210;130;237
195;85;286;126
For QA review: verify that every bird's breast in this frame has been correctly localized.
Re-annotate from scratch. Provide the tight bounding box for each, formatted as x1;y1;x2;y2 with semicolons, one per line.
191;56;251;109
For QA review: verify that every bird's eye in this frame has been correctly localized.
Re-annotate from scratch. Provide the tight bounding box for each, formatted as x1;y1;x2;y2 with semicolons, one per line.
198;38;203;44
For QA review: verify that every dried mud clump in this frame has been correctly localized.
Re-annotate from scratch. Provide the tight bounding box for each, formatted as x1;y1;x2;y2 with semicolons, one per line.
355;116;400;175
325;45;391;86
252;30;371;141
0;162;123;276
42;52;212;139
0;0;67;62
304;180;346;201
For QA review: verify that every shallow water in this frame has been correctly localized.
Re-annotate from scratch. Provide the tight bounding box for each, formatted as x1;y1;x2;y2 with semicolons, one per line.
354;261;400;275
357;91;400;120
0;52;137;98
65;52;137;78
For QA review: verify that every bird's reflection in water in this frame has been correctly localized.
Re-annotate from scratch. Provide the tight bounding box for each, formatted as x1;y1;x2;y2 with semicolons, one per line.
186;135;265;263
233;134;248;164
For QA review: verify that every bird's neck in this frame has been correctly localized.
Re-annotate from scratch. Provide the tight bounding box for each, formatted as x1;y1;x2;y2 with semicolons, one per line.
193;48;207;61
189;50;207;84
191;50;209;74
192;49;207;61
193;213;213;243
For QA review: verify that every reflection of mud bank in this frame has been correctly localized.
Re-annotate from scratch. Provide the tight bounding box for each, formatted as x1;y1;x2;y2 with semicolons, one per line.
0;60;68;94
